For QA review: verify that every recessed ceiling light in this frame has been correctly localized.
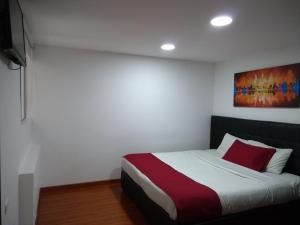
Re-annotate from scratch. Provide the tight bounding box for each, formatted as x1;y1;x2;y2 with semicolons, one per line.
210;16;233;27
161;43;175;51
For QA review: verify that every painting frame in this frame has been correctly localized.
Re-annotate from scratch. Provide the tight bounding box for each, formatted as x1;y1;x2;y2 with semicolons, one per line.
234;63;300;108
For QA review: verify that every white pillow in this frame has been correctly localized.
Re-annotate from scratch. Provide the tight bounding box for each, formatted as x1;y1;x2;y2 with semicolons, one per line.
217;133;248;157
247;140;293;174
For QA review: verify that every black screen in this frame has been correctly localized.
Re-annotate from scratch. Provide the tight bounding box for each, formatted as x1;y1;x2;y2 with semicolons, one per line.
0;0;26;66
10;0;25;61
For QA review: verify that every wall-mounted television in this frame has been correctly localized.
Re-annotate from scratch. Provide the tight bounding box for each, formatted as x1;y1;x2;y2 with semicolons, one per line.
0;0;26;66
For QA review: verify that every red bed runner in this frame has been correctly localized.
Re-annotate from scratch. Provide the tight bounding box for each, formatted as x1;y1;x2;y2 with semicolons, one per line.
124;153;222;223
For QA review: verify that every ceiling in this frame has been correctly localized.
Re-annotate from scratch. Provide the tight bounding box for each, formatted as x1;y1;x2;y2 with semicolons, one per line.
21;0;300;62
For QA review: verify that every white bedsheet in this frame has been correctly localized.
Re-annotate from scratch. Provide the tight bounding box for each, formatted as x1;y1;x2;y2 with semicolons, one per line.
122;150;300;220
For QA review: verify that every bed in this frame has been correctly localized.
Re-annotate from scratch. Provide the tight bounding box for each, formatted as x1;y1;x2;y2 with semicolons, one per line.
121;116;300;225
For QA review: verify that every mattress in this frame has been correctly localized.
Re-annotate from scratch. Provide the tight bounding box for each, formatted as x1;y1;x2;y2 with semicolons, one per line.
121;149;300;220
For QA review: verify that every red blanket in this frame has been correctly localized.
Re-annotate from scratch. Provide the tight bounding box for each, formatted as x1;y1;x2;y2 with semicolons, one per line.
124;153;222;223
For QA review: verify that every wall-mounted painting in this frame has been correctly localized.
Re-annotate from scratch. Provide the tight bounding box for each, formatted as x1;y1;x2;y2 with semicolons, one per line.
234;63;300;108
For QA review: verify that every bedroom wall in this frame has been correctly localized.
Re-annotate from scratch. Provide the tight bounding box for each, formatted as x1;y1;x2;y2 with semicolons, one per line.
32;46;215;187
0;57;32;225
213;45;300;124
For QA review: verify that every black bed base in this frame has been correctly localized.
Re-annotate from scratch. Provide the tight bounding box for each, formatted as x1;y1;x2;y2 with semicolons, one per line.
121;171;299;225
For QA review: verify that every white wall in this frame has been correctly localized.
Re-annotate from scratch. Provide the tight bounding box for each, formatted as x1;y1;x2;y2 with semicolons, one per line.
213;45;300;124
19;145;40;225
33;46;215;187
0;57;32;225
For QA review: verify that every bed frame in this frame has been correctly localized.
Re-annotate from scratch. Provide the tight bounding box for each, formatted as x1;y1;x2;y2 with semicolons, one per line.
121;115;300;225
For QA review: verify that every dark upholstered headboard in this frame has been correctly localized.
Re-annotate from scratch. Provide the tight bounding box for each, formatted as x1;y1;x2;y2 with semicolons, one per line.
210;115;300;176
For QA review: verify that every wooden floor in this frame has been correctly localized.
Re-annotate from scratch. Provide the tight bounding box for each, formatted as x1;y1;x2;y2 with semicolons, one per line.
36;181;151;225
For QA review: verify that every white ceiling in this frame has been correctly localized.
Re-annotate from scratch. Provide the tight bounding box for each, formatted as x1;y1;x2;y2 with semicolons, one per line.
21;0;300;62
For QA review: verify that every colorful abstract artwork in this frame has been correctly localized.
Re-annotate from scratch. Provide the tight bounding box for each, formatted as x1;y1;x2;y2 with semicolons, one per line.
234;63;300;108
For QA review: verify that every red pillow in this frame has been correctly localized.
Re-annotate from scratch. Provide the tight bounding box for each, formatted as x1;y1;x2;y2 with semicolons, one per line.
223;140;276;172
